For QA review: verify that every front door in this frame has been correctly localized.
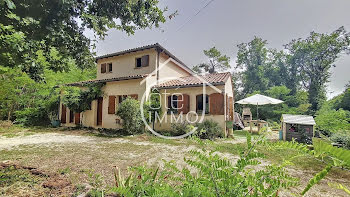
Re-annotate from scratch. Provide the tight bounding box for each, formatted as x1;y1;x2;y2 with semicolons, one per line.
61;104;66;123
97;97;103;126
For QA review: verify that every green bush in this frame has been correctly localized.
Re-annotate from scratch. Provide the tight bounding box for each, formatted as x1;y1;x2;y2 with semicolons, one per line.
270;121;281;130
15;95;59;126
170;122;192;136
15;107;50;126
315;104;350;134
330;131;350;149
195;119;223;140
116;98;144;135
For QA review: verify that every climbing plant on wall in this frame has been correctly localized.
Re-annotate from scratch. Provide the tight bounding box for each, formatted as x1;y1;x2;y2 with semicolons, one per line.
61;83;104;113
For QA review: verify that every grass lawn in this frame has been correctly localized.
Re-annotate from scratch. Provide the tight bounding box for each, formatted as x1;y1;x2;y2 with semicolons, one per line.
0;126;349;196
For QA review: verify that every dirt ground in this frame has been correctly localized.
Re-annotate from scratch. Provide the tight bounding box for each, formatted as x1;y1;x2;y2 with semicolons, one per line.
0;128;349;196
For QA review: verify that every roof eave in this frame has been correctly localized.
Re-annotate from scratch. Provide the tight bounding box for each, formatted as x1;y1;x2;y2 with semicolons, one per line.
155;82;226;90
60;75;146;87
94;43;193;74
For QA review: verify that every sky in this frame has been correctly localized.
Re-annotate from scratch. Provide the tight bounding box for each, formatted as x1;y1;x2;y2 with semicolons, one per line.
90;0;350;99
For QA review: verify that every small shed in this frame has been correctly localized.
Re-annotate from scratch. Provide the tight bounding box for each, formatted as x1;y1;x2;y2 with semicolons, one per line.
281;114;316;143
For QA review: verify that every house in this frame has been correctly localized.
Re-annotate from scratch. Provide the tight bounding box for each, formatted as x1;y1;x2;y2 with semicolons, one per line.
59;43;234;136
281;114;316;142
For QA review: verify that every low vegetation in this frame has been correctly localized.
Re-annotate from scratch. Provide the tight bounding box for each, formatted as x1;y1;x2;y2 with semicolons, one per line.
194;119;223;140
1;1;350;195
314;85;350;149
1;126;349;196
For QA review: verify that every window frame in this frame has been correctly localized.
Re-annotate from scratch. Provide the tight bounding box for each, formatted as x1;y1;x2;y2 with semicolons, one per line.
108;63;113;73
135;55;149;68
101;63;106;73
196;94;209;114
167;94;178;114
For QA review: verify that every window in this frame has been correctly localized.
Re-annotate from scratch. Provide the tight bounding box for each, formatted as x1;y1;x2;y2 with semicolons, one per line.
167;95;178;114
135;55;149;68
118;95;128;104
196;94;209;114
101;63;106;73
69;110;74;123
117;95;138;105
108;63;112;72
136;58;142;68
101;63;112;73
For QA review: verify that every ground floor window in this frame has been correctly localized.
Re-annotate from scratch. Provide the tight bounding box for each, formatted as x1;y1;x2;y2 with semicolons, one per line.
69;110;74;123
118;95;128;104
196;94;209;114
167;95;178;114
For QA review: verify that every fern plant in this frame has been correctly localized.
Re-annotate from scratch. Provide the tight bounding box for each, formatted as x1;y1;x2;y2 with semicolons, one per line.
109;134;298;196
268;137;350;196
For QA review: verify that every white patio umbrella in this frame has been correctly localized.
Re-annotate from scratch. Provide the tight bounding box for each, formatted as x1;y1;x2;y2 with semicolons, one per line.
236;94;284;120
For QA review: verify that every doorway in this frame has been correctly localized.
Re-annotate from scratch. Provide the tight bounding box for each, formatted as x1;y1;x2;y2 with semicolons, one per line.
97;97;103;126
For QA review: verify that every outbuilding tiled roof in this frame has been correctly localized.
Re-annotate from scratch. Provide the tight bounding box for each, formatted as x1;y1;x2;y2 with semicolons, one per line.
62;74;148;87
155;72;231;89
282;114;316;125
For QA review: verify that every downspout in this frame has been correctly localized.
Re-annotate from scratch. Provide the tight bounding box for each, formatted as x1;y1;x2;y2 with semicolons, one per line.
156;47;161;85
222;88;227;137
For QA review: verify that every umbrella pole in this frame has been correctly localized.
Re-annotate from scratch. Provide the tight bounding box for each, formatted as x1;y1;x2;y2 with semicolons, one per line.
257;104;259;133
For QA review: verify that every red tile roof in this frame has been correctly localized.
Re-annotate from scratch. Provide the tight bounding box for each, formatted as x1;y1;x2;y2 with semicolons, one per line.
63;74;148;87
155;72;231;89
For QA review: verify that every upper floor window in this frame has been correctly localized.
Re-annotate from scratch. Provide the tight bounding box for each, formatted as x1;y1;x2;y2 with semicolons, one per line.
101;63;112;73
135;55;149;68
108;63;112;72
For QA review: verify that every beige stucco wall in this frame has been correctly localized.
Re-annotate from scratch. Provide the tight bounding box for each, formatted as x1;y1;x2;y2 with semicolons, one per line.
60;77;235;136
153;85;227;134
100;78;151;129
60;77;150;129
158;53;191;81
96;49;157;80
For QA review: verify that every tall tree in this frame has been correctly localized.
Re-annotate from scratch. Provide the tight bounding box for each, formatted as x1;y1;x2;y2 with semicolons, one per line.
236;37;271;96
197;47;230;74
285;27;350;113
0;0;168;80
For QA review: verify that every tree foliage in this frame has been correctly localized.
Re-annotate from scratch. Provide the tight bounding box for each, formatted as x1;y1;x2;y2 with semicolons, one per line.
197;47;230;74
236;37;271;95
285;27;350;113
0;0;167;80
0;63;95;125
315;103;350;134
236;85;310;121
236;27;350;115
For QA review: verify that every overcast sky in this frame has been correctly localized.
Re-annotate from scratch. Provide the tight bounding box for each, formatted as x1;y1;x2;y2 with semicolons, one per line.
90;0;350;99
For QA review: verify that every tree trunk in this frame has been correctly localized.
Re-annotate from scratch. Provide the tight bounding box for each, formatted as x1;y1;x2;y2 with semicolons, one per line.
7;107;11;121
